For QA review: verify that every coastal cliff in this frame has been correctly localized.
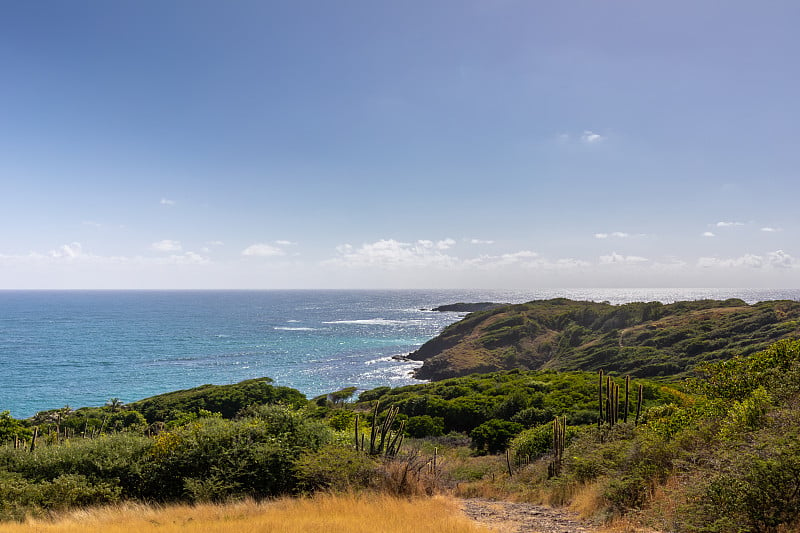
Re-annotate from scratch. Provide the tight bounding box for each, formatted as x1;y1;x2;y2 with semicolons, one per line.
409;298;800;380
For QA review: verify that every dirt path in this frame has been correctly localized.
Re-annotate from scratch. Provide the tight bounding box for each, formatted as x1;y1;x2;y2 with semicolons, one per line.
460;498;598;533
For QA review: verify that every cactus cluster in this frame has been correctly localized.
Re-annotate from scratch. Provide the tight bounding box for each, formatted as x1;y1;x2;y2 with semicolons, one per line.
598;370;644;427
635;382;644;425
547;415;567;478
354;400;405;457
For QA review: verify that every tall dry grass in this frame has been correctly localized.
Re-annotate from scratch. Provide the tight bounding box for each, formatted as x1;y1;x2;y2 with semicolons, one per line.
0;493;493;533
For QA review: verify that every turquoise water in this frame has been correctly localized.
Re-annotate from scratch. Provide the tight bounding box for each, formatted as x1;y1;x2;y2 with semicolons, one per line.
1;288;798;418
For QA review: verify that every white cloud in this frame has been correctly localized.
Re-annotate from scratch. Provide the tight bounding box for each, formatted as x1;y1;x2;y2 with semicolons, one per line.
599;252;649;265
206;240;225;246
275;240;297;246
465;252;593;271
325;239;457;269
716;221;744;228
702;232;715;237
242;243;286;257
595;232;634;239
161;252;208;265
152;240;182;252
465;251;540;269
415;239;455;250
556;133;570;143
697;254;764;268
554;258;592;268
326;239;606;274
3;244;211;268
335;244;354;255
160;198;176;206
761;227;780;233
469;239;495;245
49;242;84;259
768;250;795;269
581;130;605;143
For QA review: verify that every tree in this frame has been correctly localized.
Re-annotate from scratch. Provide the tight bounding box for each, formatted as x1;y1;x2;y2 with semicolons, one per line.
0;410;31;444
106;398;124;412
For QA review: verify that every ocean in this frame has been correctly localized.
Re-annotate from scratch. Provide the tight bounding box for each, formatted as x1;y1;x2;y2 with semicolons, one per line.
2;288;799;418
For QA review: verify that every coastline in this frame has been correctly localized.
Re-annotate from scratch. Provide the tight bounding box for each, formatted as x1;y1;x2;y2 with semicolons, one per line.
3;289;800;418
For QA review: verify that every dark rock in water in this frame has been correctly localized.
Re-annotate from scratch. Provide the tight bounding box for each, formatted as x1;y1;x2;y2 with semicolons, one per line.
432;302;505;313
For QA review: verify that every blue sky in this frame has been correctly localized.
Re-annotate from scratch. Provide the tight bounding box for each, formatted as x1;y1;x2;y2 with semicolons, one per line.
2;1;799;289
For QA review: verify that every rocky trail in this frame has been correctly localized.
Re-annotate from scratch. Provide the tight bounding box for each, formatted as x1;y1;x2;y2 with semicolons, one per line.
460;499;598;533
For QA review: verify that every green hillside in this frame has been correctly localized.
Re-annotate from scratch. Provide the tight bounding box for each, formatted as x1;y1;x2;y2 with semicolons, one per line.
409;298;800;380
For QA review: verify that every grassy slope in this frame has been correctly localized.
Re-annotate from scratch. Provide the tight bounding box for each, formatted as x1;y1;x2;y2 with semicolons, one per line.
0;494;489;533
409;298;800;380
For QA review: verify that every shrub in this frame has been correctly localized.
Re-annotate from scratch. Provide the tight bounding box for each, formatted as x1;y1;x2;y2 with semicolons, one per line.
0;472;121;521
139;408;333;501
470;419;523;455
512;422;580;460
0;411;31;444
511;407;554;427
326;409;356;431
12;433;151;490
717;386;772;439
603;474;649;512
295;444;378;492
405;416;444;438
131;377;307;423
696;434;800;533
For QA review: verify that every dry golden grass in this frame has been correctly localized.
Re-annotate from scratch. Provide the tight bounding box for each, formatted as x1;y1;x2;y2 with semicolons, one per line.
0;493;494;533
568;481;605;519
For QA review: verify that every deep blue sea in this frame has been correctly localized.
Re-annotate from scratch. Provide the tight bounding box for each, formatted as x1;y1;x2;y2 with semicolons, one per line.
2;288;799;418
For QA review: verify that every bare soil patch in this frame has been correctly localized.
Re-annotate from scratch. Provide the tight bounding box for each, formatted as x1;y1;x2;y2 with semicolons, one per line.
460;498;598;533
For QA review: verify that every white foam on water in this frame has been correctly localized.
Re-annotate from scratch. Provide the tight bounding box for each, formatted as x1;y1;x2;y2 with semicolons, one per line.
365;356;395;365
322;318;425;326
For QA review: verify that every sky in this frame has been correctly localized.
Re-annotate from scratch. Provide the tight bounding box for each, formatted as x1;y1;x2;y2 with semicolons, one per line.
2;0;799;289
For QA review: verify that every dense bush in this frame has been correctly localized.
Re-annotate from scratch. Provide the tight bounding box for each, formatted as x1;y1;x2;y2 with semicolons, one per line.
131;377;307;423
12;433;151;489
357;369;675;437
405;415;445;438
295;443;378;492
512;422;580;460
0;472;121;521
0;412;31;445
469;419;523;454
141;406;333;501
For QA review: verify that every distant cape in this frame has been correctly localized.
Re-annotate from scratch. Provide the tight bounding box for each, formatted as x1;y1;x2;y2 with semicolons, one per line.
409;298;800;381
430;302;506;313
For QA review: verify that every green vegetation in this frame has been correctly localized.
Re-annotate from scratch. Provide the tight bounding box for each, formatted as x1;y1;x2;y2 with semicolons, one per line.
130;377;307;423
409;298;800;380
534;338;800;533
353;369;676;444
1;304;799;532
0;369;676;521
